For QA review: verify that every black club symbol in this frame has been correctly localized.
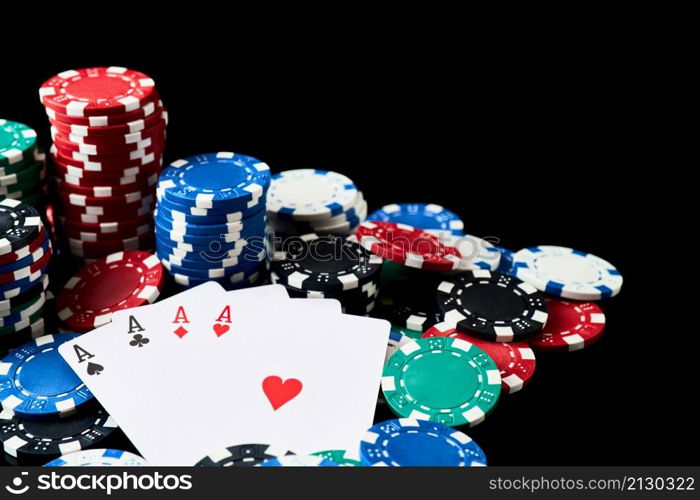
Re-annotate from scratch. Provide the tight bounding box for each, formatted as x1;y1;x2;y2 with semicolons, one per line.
130;334;150;348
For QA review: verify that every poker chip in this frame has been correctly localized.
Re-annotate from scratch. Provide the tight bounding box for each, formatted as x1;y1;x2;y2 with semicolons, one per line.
0;334;94;418
39;67;158;117
424;322;537;394
154;208;263;236
56;251;164;332
44;99;161;127
50;116;166;145
161;250;264;279
356;221;466;272
269;233;382;314
154;199;256;224
0;235;50;273
311;450;361;466
0;199;43;255
67;234;155;259
258;455;339;467
0;294;46;328
494;245;515;274
0;318;46;352
55;172;158;196
153;216;265;245
266;169;359;221
436;270;549;342
158;152;271;211
375;277;444;332
367;203;464;236
269;234;382;292
195;444;295;467
360;419;487;466
512;246;623;301
0;407;119;465
44;449;147;467
172;267;262;289
529;298;606;352
0;275;48;313
385;326;414;364
0;246;52;285
382;337;501;426
0;120;37;167
51;144;161;170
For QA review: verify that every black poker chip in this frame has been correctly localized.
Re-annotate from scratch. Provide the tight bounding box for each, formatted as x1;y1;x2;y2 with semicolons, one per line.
0;199;42;254
374;273;445;332
195;443;295;467
436;270;549;342
269;234;382;293
0;407;121;465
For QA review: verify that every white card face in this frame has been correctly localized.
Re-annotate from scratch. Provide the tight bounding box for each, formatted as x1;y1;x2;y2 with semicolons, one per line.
165;298;390;466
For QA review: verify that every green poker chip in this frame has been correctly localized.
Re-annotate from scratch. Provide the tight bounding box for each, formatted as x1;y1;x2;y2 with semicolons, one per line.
311;450;361;466
0;161;45;188
382;337;502;427
0;120;38;168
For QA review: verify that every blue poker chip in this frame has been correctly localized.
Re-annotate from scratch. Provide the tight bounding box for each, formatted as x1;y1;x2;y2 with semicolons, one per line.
173;266;263;290
494;245;515;275
367;203;464;235
155;197;265;225
158;152;271;211
0;265;49;297
158;243;263;270
154;215;265;245
161;250;265;279
0;236;50;274
155;209;265;237
0;333;94;419
156;189;270;218
360;419;487;467
258;455;339;467
154;231;260;255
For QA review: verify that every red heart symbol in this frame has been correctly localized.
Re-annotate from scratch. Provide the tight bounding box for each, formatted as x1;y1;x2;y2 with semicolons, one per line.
262;376;302;411
213;323;230;337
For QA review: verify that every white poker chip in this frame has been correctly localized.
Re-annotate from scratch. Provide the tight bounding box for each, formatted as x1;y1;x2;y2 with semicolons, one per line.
44;449;148;466
266;169;359;221
511;245;623;300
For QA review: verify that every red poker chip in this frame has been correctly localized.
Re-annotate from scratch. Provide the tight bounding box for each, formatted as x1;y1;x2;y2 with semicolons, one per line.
51;144;162;171
56;250;164;332
52;157;161;180
56;188;154;208
51;131;166;156
423;321;537;395
55;172;158;196
39;67;159;117
0;246;52;285
48;107;166;138
59;206;154;225
356;221;463;271
60;214;153;235
50;120;167;149
0;228;47;267
54;170;157;190
67;234;156;259
45;100;163;127
62;220;152;242
529;299;606;352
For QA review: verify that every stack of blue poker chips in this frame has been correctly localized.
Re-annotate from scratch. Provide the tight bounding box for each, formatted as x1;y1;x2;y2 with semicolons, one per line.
154;152;271;290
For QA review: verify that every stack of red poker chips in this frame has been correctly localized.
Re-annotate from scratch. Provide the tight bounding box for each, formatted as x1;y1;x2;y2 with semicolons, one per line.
38;67;167;260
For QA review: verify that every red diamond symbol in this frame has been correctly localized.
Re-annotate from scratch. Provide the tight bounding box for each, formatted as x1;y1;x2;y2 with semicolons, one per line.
173;326;189;338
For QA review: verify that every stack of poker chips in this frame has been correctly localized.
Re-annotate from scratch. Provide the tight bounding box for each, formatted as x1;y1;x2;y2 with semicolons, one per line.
0;120;48;209
38;67;166;261
0;199;52;352
155;152;271;290
0;334;123;465
269;233;382;315
265;169;367;237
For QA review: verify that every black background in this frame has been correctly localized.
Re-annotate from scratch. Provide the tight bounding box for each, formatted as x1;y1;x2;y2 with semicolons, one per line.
1;32;692;467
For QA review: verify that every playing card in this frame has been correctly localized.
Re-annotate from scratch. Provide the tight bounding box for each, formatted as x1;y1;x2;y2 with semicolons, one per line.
163;297;390;465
